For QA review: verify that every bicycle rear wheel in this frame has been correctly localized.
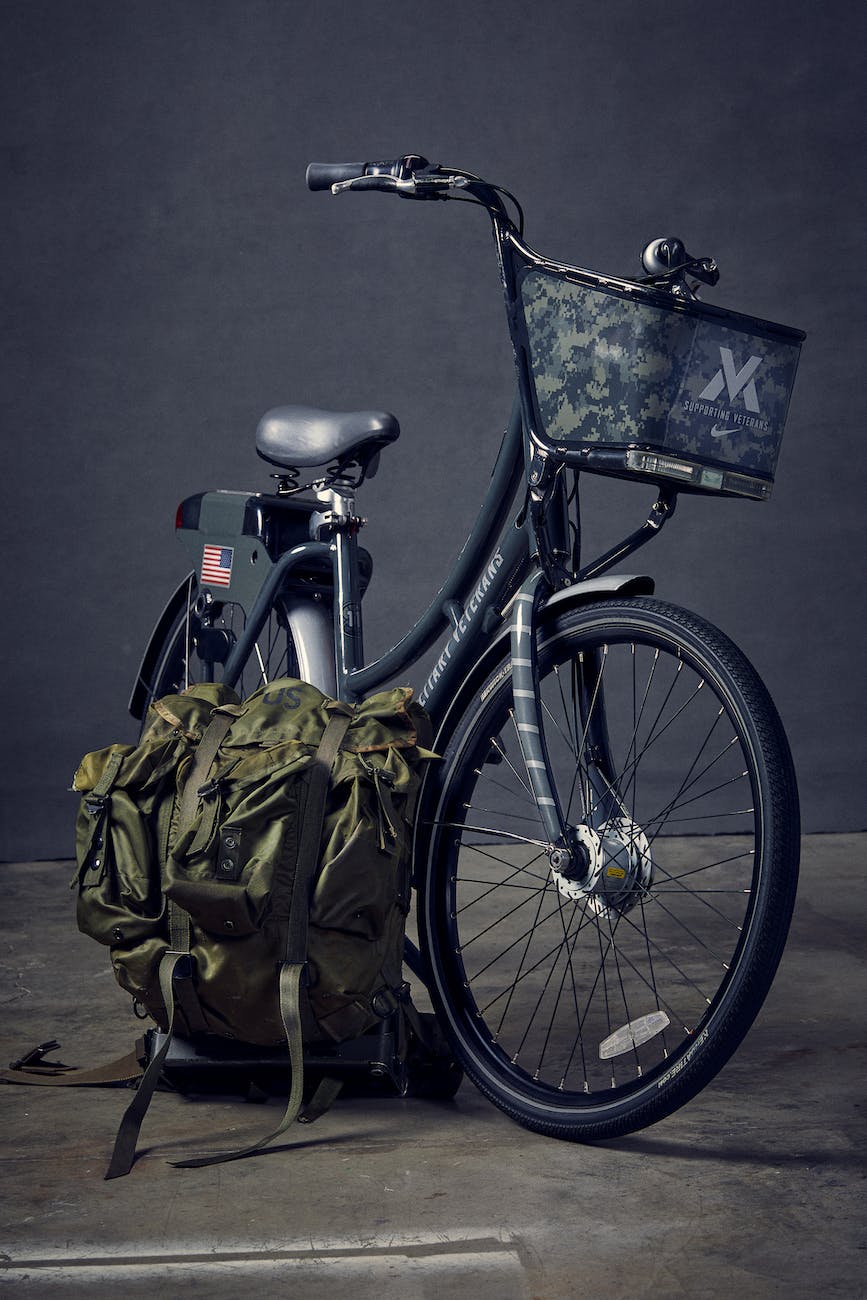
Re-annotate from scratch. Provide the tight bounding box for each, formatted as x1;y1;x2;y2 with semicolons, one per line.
418;597;799;1140
142;578;300;715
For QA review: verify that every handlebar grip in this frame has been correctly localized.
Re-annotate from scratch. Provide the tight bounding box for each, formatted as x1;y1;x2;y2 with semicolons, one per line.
306;162;367;191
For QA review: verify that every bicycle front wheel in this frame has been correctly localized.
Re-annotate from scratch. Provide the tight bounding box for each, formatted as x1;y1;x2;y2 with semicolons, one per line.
418;597;799;1140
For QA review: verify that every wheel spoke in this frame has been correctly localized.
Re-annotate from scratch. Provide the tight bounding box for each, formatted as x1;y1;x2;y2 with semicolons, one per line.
145;590;300;709
588;670;704;823
493;729;535;798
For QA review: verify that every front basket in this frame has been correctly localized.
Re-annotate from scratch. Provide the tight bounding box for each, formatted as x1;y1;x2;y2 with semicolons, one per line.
515;259;804;499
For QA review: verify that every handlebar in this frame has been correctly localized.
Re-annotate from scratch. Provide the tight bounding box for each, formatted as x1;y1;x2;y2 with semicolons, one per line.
306;154;440;195
305;155;719;294
305;154;487;204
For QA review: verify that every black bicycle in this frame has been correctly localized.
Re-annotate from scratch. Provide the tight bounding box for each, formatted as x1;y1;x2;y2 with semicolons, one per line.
130;155;804;1141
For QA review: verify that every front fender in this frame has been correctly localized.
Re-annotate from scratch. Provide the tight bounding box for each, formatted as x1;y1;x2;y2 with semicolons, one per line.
431;572;654;752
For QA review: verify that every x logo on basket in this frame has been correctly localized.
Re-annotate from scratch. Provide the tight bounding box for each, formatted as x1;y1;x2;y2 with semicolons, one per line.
699;347;763;413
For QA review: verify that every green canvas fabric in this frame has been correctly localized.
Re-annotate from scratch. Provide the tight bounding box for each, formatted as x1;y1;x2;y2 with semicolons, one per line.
72;678;433;1048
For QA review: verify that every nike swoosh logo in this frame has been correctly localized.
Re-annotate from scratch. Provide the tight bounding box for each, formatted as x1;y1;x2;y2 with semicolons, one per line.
710;425;730;438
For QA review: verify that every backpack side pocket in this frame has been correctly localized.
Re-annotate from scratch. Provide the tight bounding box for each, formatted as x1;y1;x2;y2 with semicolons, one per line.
72;735;190;947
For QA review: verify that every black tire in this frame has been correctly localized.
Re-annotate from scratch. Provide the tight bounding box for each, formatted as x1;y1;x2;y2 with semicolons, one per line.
143;579;300;717
403;1011;465;1100
418;597;799;1140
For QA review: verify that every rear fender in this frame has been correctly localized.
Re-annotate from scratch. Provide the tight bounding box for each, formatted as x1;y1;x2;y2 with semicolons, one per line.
128;572;196;719
128;575;339;717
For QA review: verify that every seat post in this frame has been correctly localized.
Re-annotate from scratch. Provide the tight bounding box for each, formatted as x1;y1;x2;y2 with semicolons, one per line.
312;480;365;700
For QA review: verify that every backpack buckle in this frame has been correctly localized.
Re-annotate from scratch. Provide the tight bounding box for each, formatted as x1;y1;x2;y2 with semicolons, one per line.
371;981;412;1019
84;793;108;816
10;1040;67;1071
197;776;226;800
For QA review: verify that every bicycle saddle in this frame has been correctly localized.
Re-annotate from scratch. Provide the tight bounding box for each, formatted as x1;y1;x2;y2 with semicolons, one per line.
255;405;400;470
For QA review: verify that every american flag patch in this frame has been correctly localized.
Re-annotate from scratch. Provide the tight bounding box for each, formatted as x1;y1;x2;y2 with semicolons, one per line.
200;544;234;588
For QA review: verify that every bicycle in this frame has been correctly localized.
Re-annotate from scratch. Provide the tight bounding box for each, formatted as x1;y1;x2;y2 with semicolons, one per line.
129;154;804;1141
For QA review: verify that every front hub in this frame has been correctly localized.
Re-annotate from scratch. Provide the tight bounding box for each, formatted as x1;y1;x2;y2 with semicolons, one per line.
549;819;653;917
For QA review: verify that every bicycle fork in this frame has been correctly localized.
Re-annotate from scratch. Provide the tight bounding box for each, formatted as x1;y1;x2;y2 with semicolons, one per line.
509;569;653;915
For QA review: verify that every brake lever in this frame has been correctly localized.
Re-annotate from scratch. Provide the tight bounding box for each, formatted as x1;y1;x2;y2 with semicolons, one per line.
331;175;407;195
331;173;470;198
331;176;391;194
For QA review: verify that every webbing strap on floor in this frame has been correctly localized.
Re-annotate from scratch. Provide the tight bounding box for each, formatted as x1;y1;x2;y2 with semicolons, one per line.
0;1044;145;1088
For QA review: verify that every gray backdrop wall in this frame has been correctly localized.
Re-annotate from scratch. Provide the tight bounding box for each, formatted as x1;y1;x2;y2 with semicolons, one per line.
2;0;864;859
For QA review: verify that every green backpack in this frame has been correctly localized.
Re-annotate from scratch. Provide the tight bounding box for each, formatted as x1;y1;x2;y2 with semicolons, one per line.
67;677;437;1176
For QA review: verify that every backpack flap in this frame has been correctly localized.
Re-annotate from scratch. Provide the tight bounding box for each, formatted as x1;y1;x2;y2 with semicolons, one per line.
306;691;437;1042
161;740;316;1044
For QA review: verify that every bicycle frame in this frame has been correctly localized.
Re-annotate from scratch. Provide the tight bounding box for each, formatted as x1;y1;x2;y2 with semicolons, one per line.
181;397;669;717
204;396;531;730
135;176;683;870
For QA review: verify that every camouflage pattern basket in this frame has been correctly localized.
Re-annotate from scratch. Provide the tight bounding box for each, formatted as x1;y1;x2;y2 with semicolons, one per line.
515;261;804;499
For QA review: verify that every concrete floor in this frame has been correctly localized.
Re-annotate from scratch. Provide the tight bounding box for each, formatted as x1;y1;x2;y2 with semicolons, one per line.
1;834;864;1298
